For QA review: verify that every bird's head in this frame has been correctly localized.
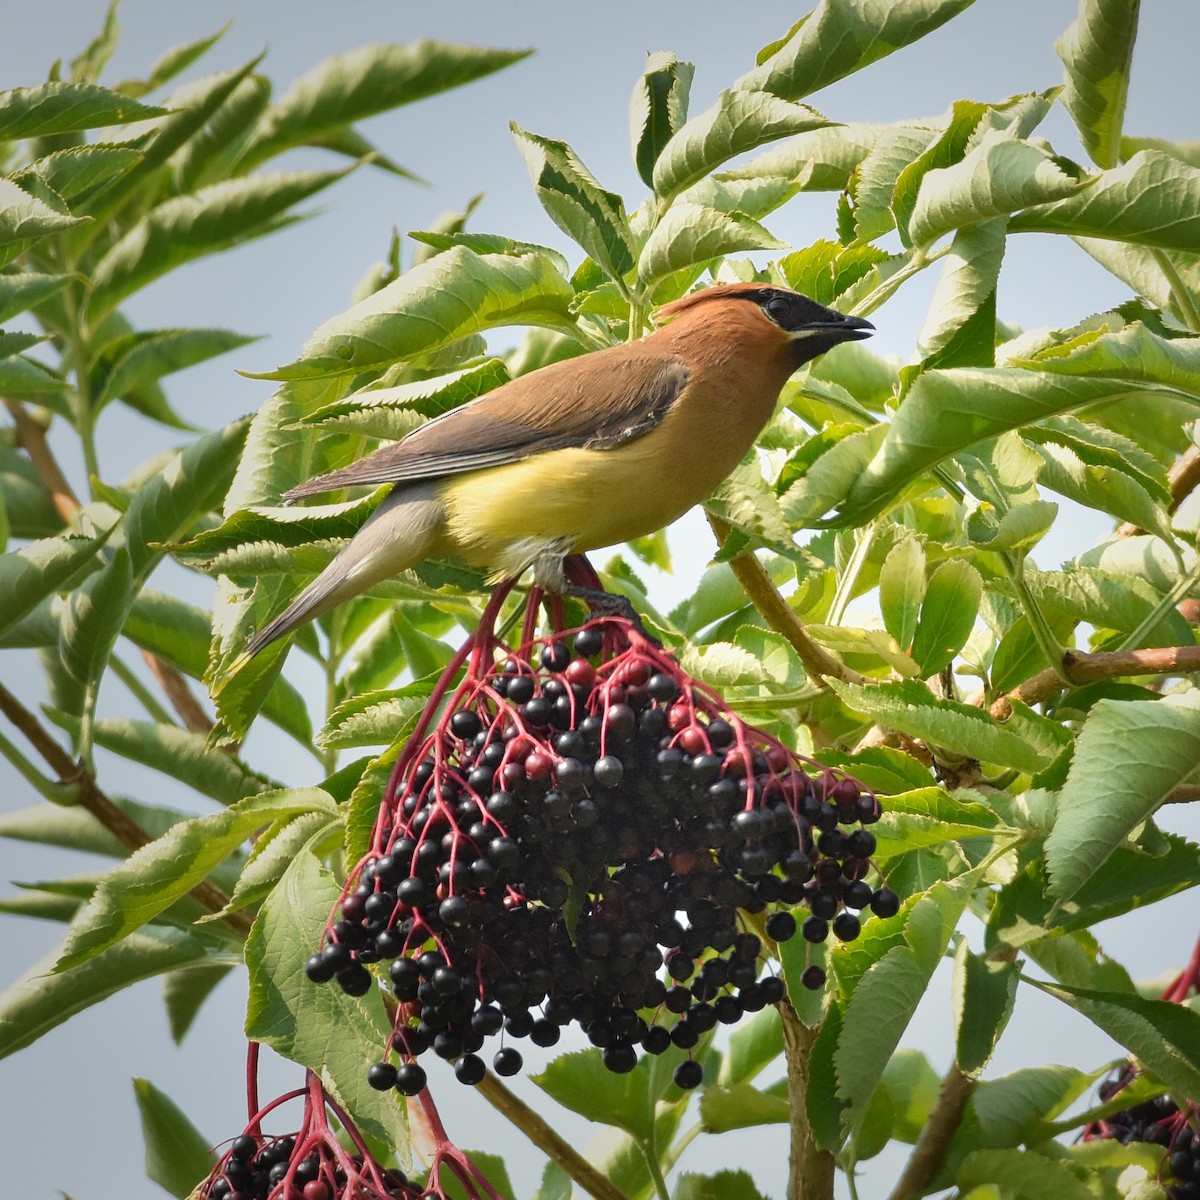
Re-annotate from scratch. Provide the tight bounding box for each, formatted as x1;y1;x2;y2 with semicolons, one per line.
657;282;874;367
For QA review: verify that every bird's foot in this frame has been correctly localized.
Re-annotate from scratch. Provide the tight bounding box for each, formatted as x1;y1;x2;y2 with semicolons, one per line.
562;582;661;646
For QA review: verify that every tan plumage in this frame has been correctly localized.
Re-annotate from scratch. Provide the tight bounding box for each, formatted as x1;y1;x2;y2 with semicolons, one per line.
243;283;872;657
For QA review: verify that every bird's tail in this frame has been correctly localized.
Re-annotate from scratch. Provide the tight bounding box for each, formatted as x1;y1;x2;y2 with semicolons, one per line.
237;483;445;663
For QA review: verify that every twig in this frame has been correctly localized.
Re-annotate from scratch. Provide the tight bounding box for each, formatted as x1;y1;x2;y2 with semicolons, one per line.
3;397;81;522
779;997;836;1200
142;649;214;733
987;644;1200;719
886;1065;975;1200
474;1073;632;1200
706;513;868;687
1116;443;1200;538
0;679;252;937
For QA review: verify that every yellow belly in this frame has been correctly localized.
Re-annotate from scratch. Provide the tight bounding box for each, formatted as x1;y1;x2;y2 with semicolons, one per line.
437;423;740;578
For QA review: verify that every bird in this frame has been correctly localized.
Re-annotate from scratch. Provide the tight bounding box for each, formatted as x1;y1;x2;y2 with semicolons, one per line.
241;282;873;659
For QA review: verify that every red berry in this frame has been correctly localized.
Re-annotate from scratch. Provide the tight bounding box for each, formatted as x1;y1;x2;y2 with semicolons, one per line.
524;751;553;781
677;727;705;755
667;704;693;732
565;659;595;688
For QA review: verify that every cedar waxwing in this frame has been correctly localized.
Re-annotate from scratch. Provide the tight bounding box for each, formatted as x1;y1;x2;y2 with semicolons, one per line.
243;282;872;657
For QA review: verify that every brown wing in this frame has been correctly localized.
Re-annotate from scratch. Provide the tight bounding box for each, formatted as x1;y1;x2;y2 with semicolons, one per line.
284;347;689;501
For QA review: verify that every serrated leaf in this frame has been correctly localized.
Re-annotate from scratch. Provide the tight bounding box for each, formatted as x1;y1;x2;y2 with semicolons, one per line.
0;80;164;139
0;925;213;1058
512;123;636;281
69;1;119;85
244;850;407;1159
117;23;231;98
629;51;694;189
172;72;270;192
0;177;89;252
879;537;926;651
957;1148;1093;1200
916;219;1004;368
652;88;827;203
0;530;109;642
56;545;133;715
1012;150;1200;250
1034;982;1200;1097
93;328;258;413
531;1049;656;1142
238;42;529;169
953;942;1019;1076
673;1170;767;1200
908;130;1081;248
0;272;69;323
737;0;976;101
256;248;576;381
53;788;336;971
162;962;231;1043
123;416;250;582
853;124;936;242
1057;0;1140;169
87;168;349;324
1044;694;1200;905
299;360;510;439
20;143;144;205
829;679;1064;773
637;203;784;286
909;559;982;676
133;1077;216;1199
835;365;1172;526
780;424;889;525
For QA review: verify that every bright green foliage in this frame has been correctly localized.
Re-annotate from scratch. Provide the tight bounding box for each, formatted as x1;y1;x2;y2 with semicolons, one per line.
1;5;1198;1200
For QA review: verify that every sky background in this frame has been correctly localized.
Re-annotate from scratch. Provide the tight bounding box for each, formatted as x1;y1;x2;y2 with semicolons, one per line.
1;2;1198;1198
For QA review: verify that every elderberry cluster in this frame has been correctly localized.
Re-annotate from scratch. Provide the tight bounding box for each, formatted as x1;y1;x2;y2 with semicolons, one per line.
201;1133;415;1200
305;619;896;1092
1089;1076;1200;1200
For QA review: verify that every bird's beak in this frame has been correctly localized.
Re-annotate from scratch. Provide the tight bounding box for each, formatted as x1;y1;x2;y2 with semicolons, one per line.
791;313;875;344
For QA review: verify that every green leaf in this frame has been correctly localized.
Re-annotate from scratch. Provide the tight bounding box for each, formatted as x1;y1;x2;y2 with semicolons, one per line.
256;248;576;381
828;679;1062;773
133;1077;216;1199
0;925;213;1058
0;530;109;641
19;143;144;206
171;72;271;192
699;1082;789;1132
0;177;89;255
162;962;232;1043
908;130;1081;248
245;850;407;1158
87;168;350;324
915;219;1004;368
92;328;258;414
1057;0;1140;169
0;271;69;324
123;415;250;583
69;1;119;85
718;1006;783;1086
815;876;972;1142
299;359;510;439
953;941;1019;1076
1033;982;1200;1098
673;1170;767;1200
1012;150;1200;250
738;0;976;101
879;1050;941;1143
0;81;164;139
117;23;231;98
780;424;889;525
512;123;637;281
531;1049;656;1142
54;788;336;971
909;559;982;676
629;51;694;189
637;203;784;285
956;1148;1093;1200
238;42;530;169
652;88;827;204
834;365;1179;526
852;124;937;243
1044;693;1200;905
0;796;191;859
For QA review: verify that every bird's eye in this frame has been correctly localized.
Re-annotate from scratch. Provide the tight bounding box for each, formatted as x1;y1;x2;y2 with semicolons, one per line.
765;296;791;320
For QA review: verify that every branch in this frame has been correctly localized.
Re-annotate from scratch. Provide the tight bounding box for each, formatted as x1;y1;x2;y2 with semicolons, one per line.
706;513;868;687
142;649;214;733
1116;443;1200;538
0;679;252;937
779;998;836;1200
474;1074;632;1200
886;1065;975;1200
988;644;1200;719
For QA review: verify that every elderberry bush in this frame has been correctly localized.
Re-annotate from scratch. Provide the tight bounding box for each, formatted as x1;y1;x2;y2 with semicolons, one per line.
306;617;896;1092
